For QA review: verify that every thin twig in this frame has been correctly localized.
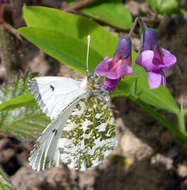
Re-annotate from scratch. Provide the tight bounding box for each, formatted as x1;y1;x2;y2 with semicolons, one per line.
0;4;22;41
2;21;22;41
128;17;139;37
63;0;97;12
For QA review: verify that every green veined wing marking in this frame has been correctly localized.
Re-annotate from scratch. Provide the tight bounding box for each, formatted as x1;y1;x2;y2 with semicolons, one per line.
59;93;116;171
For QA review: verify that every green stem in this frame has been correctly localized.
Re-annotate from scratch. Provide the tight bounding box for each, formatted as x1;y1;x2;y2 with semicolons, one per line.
177;111;186;133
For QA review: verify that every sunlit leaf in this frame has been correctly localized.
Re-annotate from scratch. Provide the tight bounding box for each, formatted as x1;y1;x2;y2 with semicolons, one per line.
80;0;132;30
0;94;34;112
18;27;102;74
23;5;118;58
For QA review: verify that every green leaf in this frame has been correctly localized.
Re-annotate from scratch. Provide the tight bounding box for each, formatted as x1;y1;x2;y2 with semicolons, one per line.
0;168;15;190
0;94;34;112
23;5;118;58
18;27;102;74
112;78;136;98
0;75;49;139
80;0;132;30
136;77;179;113
146;0;180;15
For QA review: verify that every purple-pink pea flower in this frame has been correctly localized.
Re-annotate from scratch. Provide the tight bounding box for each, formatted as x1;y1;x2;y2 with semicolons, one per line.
136;28;177;89
96;36;133;92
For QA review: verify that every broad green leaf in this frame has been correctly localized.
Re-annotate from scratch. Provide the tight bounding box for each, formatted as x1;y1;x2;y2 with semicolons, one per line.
0;168;15;190
23;5;118;58
112;78;136;98
80;0;132;30
146;0;180;14
136;76;179;113
0;94;34;112
18;27;102;74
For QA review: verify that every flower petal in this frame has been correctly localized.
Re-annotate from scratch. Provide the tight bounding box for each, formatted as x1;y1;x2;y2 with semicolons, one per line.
105;57;133;79
148;71;162;89
95;56;111;76
118;58;133;76
159;48;177;69
104;78;120;92
136;50;159;71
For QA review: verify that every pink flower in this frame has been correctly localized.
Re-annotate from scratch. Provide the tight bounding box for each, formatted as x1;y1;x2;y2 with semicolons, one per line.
136;28;177;89
96;36;133;92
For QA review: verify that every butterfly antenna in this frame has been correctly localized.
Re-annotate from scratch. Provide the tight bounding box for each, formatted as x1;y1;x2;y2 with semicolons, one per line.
86;35;90;74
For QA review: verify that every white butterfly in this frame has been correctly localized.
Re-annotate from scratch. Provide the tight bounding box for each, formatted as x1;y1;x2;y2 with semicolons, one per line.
28;36;117;171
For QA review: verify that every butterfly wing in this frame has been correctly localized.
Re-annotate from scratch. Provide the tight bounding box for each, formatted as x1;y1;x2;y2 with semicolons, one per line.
28;77;87;120
58;95;117;171
29;97;82;171
29;76;88;171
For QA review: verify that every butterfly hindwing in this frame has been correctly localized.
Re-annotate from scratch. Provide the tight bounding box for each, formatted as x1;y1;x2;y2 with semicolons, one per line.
58;95;116;171
28;77;87;120
29;98;80;171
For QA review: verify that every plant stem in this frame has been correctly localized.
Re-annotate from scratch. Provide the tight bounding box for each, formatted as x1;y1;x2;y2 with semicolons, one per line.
139;17;148;29
177;112;186;133
128;17;139;38
177;98;186;133
177;97;186;133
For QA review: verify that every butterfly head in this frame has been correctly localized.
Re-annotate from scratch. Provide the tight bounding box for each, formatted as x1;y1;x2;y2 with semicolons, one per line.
86;72;108;97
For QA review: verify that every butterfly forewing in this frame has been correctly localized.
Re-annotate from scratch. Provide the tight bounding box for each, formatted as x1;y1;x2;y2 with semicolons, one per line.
28;77;87;120
59;94;116;171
